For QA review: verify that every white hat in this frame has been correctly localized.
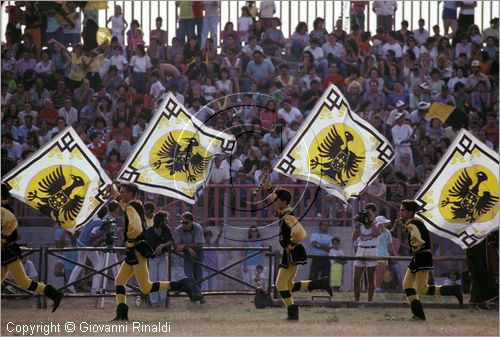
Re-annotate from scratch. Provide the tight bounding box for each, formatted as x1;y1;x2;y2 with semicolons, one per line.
395;100;405;108
375;215;391;226
471;60;481;67
417;101;431;110
394;111;406;120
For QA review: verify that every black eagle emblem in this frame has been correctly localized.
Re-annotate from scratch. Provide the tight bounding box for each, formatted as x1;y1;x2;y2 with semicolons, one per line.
310;125;364;186
26;165;85;224
151;133;212;182
440;169;499;223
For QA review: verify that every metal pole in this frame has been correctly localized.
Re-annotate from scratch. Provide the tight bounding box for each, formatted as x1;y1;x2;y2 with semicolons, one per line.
37;247;43;308
42;247;48;309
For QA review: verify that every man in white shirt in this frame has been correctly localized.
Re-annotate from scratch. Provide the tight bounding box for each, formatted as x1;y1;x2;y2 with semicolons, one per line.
372;1;397;33
149;71;165;108
409;101;431;126
382;31;402;58
387;100;410;127
132;114;148;144
210;157;230;184
412;19;430;46
58;98;78;126
242;36;264;57
277;98;303;125
2;133;23;161
391;112;415;166
109;45;128;78
322;33;344;64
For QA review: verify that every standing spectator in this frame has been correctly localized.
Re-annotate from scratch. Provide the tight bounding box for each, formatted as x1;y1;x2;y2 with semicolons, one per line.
483;18;499;44
177;1;195;46
242;226;265;288
174;212;205;303
309;221;333;282
149;71;166;109
289;22;310;61
352;209;381;302
129;45;152;94
457;1;477;35
351;1;368;32
150;17;168;51
238;6;254;44
412;19;430;46
107;5;127;46
202;225;223;291
201;1;220;48
259;0;276;29
442;1;458;38
63;2;81;48
372;1;397;34
374;215;397;293
329;237;346;292
145;211;174;307
391;112;415;166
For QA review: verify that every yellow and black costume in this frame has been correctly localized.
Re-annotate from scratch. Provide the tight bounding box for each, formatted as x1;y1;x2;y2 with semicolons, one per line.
113;197;192;321
270;188;332;320
1;186;63;312
402;217;463;320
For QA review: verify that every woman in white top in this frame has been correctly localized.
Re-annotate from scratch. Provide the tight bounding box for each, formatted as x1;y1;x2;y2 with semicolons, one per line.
129;45;151;94
107;5;128;46
34;50;55;76
216;68;233;96
352;209;381;302
220;47;242;100
238;6;253;43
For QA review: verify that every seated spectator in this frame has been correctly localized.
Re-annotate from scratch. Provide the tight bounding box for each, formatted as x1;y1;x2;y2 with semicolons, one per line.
383;63;403;93
189;98;214;123
365;176;387;198
16;51;36;78
73;78;95;111
216;69;233;96
415;154;435;182
322;63;345;89
106;130;132;162
18;116;39;144
363;67;384;93
244;50;275;92
433;85;456;105
345;81;363;113
480;114;499;146
387;182;407;205
363;80;386;113
17;101;38;126
429;68;445;96
220;47;243;97
38;98;59;127
289;22;310;60
262;127;282;149
105;148;123;180
278;98;303;125
112;119;133;143
80;95;99;129
467;60;491;91
2;133;23;162
29;77;51;111
299;65;322;91
87;132;107;163
132;113;148;144
300;80;322;116
394;153;417;182
262;18;287;56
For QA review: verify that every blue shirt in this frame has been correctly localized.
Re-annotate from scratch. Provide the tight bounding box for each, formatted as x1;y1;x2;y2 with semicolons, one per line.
246;241;264;266
376;229;393;257
77;218;102;247
309;232;333;256
246;59;275;81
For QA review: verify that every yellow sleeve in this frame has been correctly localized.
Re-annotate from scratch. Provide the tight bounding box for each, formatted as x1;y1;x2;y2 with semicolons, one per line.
1;207;18;238
125;205;143;240
407;224;425;251
284;214;307;244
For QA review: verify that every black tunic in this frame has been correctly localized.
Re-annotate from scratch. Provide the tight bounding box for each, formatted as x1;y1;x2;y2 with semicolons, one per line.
279;210;307;268
407;218;433;272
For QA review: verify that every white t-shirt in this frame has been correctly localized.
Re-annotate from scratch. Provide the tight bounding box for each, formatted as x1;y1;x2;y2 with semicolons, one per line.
277;107;302;125
210;160;231;184
460;0;475;15
132;123;147;139
130;55;152;73
150;80;165;101
259;0;276;18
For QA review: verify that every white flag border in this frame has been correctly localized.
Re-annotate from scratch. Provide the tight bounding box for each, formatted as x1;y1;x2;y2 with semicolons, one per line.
3;126;112;231
116;92;236;204
272;84;395;202
414;129;500;249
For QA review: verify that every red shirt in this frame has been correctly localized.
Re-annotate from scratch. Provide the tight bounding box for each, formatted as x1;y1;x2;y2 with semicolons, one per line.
322;74;345;88
38;107;59;126
192;2;204;18
481;123;499;146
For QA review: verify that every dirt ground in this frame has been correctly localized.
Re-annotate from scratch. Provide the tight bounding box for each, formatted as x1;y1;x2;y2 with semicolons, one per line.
1;295;498;336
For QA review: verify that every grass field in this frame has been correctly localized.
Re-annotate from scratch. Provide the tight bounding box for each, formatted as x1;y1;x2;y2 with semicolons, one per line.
1;294;498;336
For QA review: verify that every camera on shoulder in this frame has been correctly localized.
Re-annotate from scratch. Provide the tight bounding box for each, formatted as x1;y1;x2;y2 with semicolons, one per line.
356;210;371;226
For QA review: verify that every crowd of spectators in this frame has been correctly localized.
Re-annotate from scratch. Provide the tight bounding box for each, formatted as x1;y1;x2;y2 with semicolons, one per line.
1;1;498;209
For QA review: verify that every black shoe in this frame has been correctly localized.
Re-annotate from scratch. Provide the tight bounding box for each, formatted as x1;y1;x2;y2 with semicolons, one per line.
112;303;129;321
199;295;206;304
308;277;333;297
440;285;463;305
287;304;299;320
171;278;193;300
44;285;64;313
410;300;426;321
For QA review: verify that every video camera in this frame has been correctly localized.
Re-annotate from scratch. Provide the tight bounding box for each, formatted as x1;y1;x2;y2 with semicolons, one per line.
356;210;371;227
101;215;117;249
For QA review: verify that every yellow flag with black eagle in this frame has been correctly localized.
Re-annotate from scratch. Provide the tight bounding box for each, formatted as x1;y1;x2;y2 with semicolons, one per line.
414;129;499;249
273;84;395;203
2;127;112;232
117;93;236;204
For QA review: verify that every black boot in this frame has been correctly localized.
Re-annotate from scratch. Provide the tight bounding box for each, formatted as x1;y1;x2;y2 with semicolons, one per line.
112;303;129;321
410;300;426;321
308;277;333;297
171;278;193;300
44;285;64;313
440;285;463;305
287;304;299;321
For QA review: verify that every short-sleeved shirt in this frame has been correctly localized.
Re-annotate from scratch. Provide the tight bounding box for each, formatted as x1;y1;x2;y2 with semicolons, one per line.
246;59;275;81
376;228;393;257
309;232;333;256
146;225;173;255
173;222;204;248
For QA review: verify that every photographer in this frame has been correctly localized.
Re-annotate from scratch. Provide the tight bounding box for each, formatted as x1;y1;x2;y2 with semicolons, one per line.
145;211;173;307
352;209;381;302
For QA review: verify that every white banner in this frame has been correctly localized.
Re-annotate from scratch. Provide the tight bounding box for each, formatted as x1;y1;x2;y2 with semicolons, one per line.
415;129;499;249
